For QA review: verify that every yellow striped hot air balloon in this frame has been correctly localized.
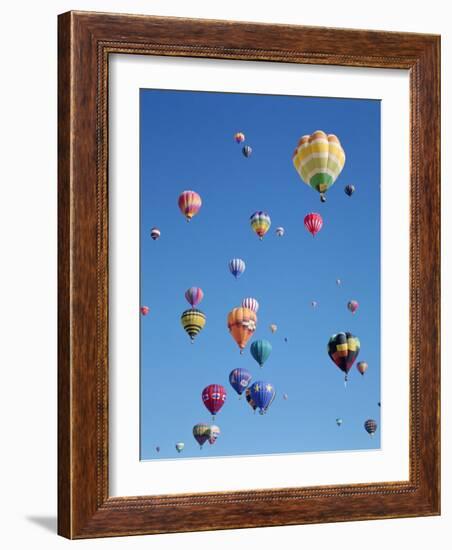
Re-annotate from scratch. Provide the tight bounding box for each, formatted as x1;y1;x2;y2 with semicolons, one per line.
181;308;206;342
292;130;346;202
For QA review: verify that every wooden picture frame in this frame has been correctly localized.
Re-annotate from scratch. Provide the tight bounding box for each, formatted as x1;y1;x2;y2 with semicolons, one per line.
58;10;440;539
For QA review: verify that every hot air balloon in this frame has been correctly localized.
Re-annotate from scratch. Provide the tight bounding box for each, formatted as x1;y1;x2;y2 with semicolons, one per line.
292;130;346;202
269;324;277;334
378;402;381;407
140;306;150;316
202;384;227;419
336;418;343;427
242;145;252;158
208;425;221;445
250;339;272;368
227;307;257;353
242;297;259;313
234;132;245;144
336;278;342;286
357;361;368;375
245;388;257;413
327;332;361;385
193;423;211;448
304;212;323;237
284;337;288;343
275;226;285;237
249;381;276;415
347;300;359;314
185;286;204;308
250;211;271;240
229;258;246;279
150;227;161;240
178;190;202;222
229;368;252;397
156;446;160;453
345;184;355;196
180;308;206;342
364;419;378;437
175;442;185;453
311;300;318;308
283;393;289;401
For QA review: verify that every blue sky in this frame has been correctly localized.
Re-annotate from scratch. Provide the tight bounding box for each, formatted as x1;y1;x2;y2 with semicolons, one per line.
140;88;381;460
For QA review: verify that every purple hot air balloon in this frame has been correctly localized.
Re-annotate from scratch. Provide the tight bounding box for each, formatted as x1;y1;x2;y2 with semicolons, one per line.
229;368;252;397
242;297;259;313
185;286;204;308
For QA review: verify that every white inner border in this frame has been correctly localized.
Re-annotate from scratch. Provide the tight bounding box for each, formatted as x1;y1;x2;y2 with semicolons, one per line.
109;55;409;497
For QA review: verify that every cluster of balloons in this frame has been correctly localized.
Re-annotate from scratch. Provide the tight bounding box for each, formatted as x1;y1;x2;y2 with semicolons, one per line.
234;131;252;158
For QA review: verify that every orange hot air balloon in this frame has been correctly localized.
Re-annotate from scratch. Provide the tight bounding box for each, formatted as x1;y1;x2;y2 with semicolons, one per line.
227;307;257;354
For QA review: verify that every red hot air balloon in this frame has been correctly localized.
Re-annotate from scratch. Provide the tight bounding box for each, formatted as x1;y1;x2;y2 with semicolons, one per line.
347;300;359;314
304;212;323;237
202;384;227;420
140;306;150;316
178;190;202;222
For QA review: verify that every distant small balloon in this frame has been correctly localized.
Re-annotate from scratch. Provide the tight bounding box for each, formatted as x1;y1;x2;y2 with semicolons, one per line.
311;300;318;308
175;442;185;453
283;393;289;401
185;287;204;308
336;279;342;286
320;194;327;203
304;212;323;237
234;132;245;144
347;300;359;314
364;419;378;437
155;446;160;453
357;361;368;375
242;145;252;158
178;190;202;222
345;184;355;196
275;227;285;237
150;227;161;240
229;258;246;279
284;337;288;343
269;324;278;334
336;418;343;427
140;306;150;316
242;297;259;313
208;425;221;445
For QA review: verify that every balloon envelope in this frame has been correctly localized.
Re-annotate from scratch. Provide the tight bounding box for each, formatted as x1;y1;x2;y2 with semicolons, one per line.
250;339;272;367
202;384;227;417
292;130;346;199
175;442;185;453
140;306;150;316
229;258;246;279
357;361;368;375
229;368;252;396
185;286;204;308
250;211;271;240
208;425;221;445
242;145;252;157
347;300;359;313
180;308;206;341
364;419;378;436
193;423;210;448
150;227;161;240
304;212;323;236
275;226;285;237
227;307;257;352
178;190;202;221
327;332;361;380
234;132;245;143
242;297;259;313
345;184;355;196
249;381;276;415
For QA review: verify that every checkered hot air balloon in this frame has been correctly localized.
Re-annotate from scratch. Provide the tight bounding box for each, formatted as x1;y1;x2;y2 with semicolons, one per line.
180;308;206;342
202;384;227;419
178;190;202;222
292;130;346;202
327;332;361;386
250;211;271;240
227;307;257;353
304;212;323;237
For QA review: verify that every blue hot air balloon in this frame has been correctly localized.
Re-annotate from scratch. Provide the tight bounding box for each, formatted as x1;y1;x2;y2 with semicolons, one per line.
250;339;272;368
229;368;252;397
229;258;246;279
249;380;276;415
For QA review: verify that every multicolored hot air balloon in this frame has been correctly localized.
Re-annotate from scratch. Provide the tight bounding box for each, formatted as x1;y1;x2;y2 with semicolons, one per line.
181;308;206;342
140;306;150;316
227;307;257;353
357;361;368;375
242;297;259;313
347;300;359;314
185;286;204;308
229;368;252;397
229;258;246;279
208;425;221;445
242;145;252;158
150;227;161;240
245;388;257;413
327;332;361;385
202;384;227;419
269;323;278;334
364;419;378;437
234;132;245;144
175;442;185;453
178;190;202;222
250;211;271;240
249;381;276;415
275;226;285;237
336;418;343;427
304;212;323;237
193;423;211;448
250;339;272;368
345;184;355;196
292;130;346;202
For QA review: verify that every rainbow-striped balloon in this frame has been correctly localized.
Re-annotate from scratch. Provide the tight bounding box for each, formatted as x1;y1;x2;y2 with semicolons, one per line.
250;211;271;240
178;190;202;222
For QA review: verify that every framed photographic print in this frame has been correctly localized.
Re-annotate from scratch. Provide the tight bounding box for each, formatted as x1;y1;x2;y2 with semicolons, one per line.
58;11;440;539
